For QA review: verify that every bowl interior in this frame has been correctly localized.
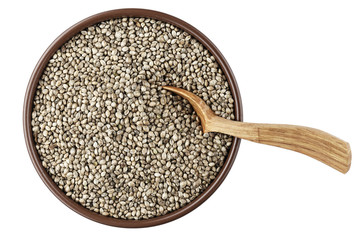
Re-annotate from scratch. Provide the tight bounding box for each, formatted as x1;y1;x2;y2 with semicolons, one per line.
23;8;242;228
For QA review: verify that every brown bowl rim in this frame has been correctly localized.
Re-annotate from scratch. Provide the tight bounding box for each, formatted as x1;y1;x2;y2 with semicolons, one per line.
23;8;243;228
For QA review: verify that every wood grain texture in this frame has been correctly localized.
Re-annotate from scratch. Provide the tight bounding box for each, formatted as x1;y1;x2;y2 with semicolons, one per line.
163;86;351;173
210;118;351;173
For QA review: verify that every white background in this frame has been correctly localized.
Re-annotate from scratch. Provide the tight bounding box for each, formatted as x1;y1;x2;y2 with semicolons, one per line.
1;0;359;239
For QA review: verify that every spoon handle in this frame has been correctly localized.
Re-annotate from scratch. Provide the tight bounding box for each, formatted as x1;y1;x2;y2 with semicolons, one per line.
209;118;351;173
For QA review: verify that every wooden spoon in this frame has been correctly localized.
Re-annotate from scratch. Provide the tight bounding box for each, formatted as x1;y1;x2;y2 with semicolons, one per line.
162;86;351;173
